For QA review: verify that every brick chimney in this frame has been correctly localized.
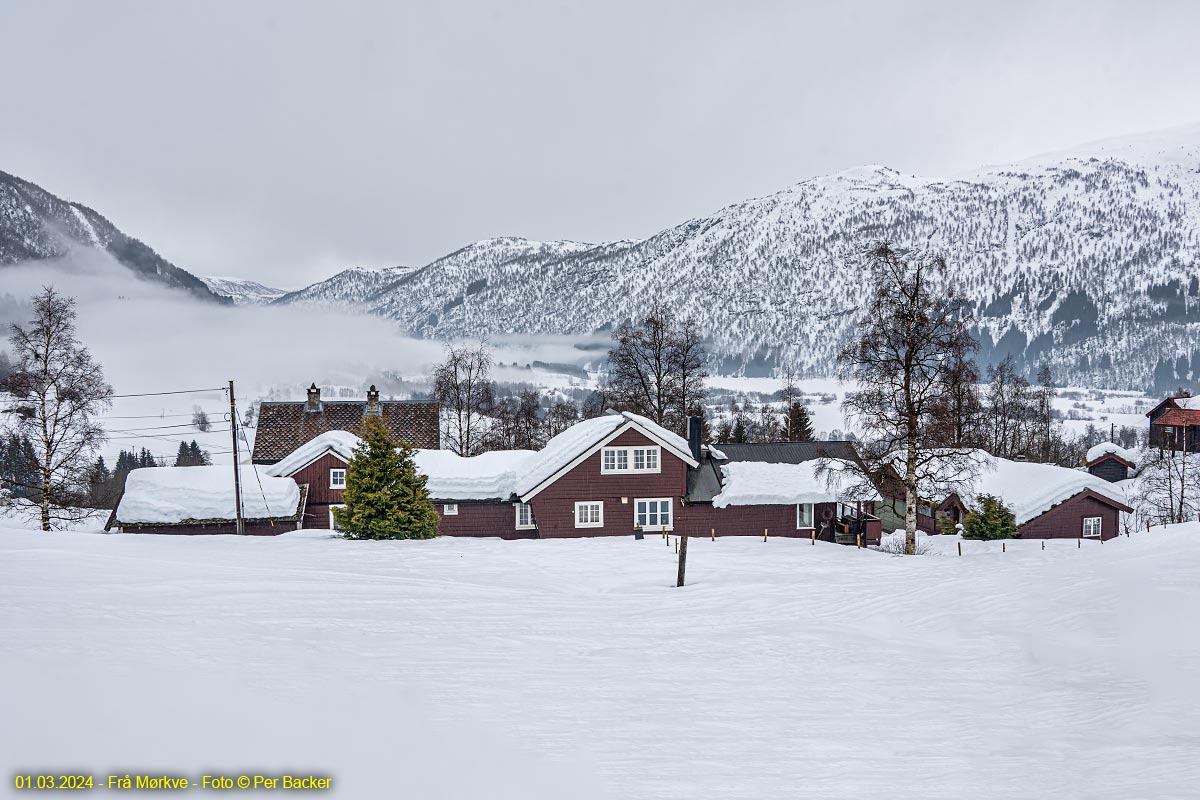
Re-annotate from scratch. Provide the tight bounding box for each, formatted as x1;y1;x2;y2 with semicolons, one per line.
305;382;321;412
687;415;703;462
366;384;381;416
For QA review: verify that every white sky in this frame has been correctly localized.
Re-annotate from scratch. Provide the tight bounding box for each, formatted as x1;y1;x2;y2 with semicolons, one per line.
2;0;1199;288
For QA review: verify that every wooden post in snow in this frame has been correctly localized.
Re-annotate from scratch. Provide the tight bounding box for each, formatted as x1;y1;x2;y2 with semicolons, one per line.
676;535;689;587
763;527;768;542
1002;541;1006;553
957;541;962;557
711;527;715;541
811;529;816;546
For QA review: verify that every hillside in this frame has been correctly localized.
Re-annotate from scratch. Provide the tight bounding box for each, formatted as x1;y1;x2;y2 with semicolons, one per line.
272;265;421;309
356;127;1200;389
0;170;226;301
200;276;286;305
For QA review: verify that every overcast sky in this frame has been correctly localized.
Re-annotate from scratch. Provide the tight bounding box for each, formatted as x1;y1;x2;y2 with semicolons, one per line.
3;0;1199;288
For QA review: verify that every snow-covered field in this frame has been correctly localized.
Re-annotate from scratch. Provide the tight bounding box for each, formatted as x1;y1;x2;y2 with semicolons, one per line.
4;525;1199;798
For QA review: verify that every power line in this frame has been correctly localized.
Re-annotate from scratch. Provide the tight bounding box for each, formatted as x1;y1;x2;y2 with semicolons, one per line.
104;429;232;442
106;422;220;433
235;407;275;520
100;411;224;420
110;387;227;399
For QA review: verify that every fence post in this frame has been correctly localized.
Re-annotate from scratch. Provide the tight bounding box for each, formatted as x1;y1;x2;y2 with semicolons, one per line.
711;527;715;542
763;528;768;542
856;533;862;549
957;541;962;557
811;530;816;546
1002;541;1006;553
1078;537;1081;549
676;534;689;587
1042;540;1045;551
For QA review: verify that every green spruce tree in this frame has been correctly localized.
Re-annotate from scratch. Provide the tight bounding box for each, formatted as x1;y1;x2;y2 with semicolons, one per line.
961;495;1018;540
785;401;815;441
333;417;440;540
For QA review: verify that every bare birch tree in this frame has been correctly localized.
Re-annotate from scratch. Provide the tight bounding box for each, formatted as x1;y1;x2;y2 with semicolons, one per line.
836;243;980;554
4;287;112;530
432;341;494;456
606;302;707;435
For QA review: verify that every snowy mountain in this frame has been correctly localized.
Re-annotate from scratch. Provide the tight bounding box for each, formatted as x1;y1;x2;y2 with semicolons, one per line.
200;276;287;305
0;170;225;302
354;126;1200;389
272;265;421;309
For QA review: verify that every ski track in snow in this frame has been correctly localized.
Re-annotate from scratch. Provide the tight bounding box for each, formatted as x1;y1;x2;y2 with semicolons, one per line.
2;527;1198;799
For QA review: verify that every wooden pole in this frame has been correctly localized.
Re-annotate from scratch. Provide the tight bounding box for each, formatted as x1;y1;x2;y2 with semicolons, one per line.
711;527;715;541
1042;540;1045;550
763;527;768;542
957;541;962;557
229;380;245;536
1078;537;1081;548
811;529;816;546
676;535;688;587
856;533;862;549
1002;541;1006;553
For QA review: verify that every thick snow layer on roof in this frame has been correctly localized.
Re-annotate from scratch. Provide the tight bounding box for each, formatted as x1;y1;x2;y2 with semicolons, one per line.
1173;395;1200;410
711;459;877;508
115;466;301;524
413;449;535;501
962;453;1129;526
263;430;361;477
516;412;694;497
1085;442;1138;466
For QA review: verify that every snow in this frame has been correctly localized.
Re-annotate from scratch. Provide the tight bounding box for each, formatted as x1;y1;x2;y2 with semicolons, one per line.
516;412;693;497
3;524;1199;798
114;465;301;523
1172;395;1200;410
711;459;877;507
1085;441;1138;466
413;449;535;500
263;430;362;477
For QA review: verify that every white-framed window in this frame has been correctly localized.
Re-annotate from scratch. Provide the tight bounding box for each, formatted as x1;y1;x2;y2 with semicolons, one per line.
329;468;346;489
797;503;814;529
1083;516;1102;538
329;504;346;531
515;502;535;530
634;498;672;531
600;445;661;474
574;501;604;528
443;503;459;516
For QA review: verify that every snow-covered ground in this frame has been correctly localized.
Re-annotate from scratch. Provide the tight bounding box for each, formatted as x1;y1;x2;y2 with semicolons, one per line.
3;524;1198;798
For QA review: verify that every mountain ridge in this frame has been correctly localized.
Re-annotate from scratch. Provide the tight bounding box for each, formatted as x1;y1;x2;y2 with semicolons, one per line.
0;169;227;302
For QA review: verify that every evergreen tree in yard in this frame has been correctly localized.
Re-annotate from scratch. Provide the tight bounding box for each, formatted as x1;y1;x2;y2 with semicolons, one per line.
174;441;190;467
961;495;1018;540
333;417;440;540
785;401;815;441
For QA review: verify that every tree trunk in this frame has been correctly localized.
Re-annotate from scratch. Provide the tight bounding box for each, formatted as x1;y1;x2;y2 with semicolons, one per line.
40;464;51;532
904;481;918;555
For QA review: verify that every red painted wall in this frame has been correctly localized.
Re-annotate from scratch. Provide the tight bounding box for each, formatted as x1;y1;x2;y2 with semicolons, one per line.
527;429;690;538
1017;491;1123;541
434;501;536;539
281;451;347;529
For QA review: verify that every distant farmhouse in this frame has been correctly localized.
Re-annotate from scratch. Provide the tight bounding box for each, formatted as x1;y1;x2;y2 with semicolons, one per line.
1146;393;1200;451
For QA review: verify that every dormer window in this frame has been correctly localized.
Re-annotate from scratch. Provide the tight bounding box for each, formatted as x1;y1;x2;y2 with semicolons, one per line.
600;445;661;474
329;468;346;489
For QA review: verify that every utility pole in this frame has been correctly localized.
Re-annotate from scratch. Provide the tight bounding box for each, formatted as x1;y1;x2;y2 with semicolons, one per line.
229;379;245;535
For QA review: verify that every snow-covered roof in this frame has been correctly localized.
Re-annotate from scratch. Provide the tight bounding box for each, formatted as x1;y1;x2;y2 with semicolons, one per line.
711;459;878;508
263;430;361;477
1085;442;1138;466
413;449;535;501
1173;396;1200;410
115;465;302;524
959;452;1130;526
516;411;696;499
